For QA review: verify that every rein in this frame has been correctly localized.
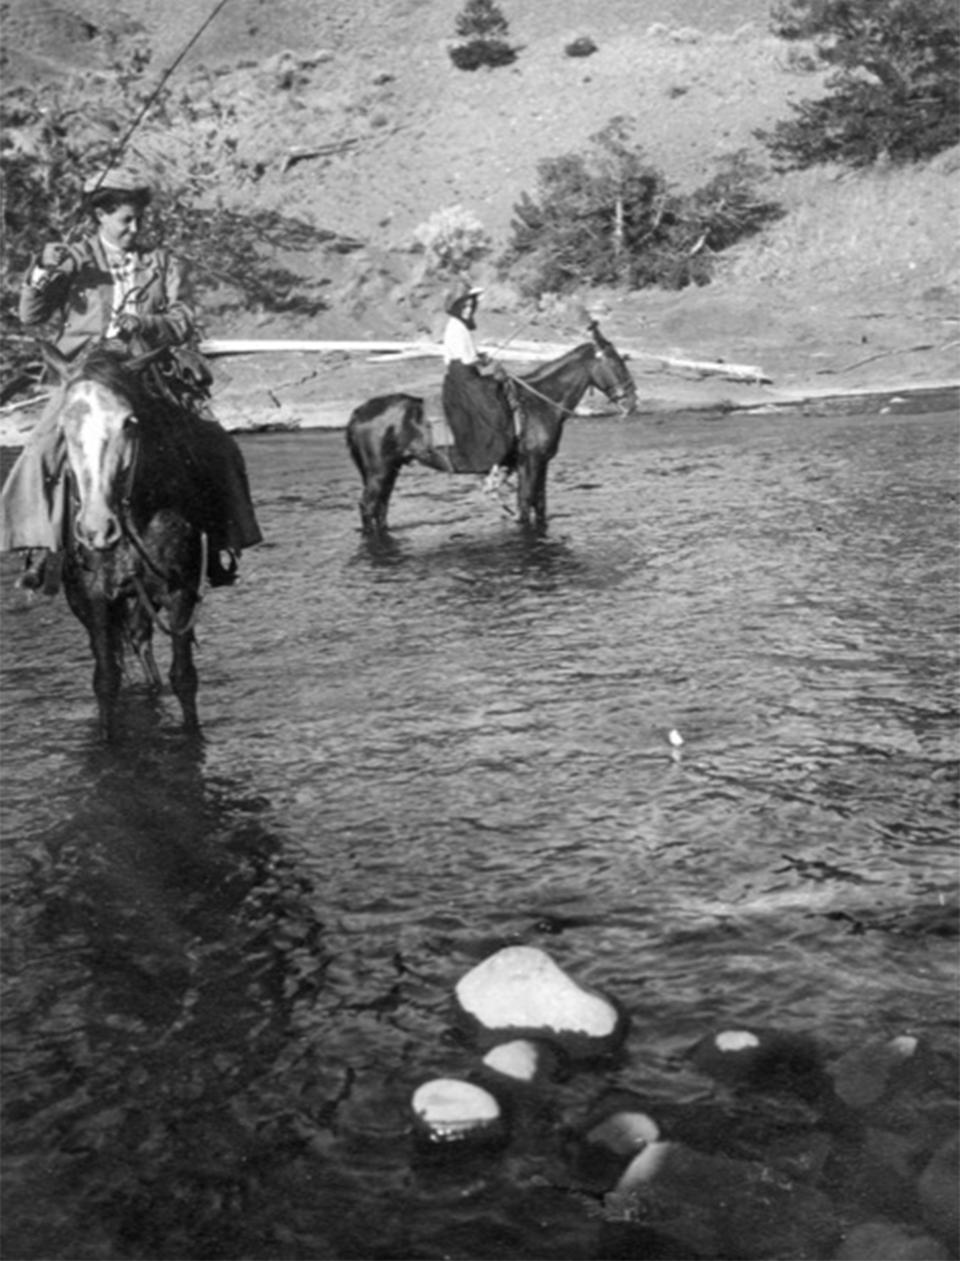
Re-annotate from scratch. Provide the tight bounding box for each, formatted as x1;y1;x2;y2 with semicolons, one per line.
505;350;632;417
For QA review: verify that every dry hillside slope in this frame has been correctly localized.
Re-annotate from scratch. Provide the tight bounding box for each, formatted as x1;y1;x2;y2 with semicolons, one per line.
3;0;958;424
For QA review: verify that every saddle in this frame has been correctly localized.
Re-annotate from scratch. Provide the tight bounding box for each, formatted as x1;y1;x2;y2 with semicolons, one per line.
143;344;213;415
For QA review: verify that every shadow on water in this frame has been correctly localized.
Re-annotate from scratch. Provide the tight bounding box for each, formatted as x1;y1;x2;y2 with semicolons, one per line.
0;723;353;1261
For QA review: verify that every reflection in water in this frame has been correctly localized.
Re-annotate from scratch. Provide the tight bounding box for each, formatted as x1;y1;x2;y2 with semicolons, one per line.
2;734;341;1258
2;414;958;1259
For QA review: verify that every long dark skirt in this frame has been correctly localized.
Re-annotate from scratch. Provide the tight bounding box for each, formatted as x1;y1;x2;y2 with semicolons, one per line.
185;414;263;551
0;405;262;556
441;362;515;474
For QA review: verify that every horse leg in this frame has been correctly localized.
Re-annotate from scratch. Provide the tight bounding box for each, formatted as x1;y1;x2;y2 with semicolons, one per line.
87;600;124;742
358;462;401;536
168;606;200;733
515;455;548;531
532;461;549;531
128;600;162;691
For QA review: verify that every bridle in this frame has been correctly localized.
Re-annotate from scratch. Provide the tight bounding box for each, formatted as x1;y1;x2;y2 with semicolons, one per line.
508;343;635;416
67;401;204;637
592;345;636;412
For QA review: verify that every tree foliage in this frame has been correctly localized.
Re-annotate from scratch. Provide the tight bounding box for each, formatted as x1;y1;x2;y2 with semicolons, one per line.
501;118;783;297
758;0;960;167
1;60;339;389
449;0;517;71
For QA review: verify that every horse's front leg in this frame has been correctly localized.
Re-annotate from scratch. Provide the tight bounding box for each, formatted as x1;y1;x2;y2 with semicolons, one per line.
516;456;548;531
168;604;200;734
88;599;124;742
129;601;163;691
516;459;533;528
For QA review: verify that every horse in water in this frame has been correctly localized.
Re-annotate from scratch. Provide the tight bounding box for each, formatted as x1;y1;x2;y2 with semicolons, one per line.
346;320;637;536
46;342;209;740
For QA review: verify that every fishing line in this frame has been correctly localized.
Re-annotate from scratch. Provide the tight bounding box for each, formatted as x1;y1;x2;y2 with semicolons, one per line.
92;0;234;195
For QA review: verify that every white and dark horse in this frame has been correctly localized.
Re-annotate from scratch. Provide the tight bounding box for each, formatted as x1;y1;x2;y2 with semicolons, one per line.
49;343;209;739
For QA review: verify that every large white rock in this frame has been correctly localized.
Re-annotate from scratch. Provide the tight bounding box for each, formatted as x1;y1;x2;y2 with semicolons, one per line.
455;946;623;1057
410;1077;504;1146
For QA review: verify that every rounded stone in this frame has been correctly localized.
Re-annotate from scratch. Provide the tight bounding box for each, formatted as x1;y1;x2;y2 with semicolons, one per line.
411;1077;503;1145
482;1039;542;1082
830;1034;924;1109
455;946;624;1057
689;1026;829;1099
585;1110;661;1157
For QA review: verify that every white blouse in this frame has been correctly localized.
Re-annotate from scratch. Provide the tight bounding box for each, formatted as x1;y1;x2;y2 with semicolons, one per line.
443;316;479;365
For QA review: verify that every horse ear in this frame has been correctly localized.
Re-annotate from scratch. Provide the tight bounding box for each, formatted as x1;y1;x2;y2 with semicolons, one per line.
37;340;73;385
588;319;609;352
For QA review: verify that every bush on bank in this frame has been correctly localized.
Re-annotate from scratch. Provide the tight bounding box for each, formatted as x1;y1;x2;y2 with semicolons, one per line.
500;117;784;298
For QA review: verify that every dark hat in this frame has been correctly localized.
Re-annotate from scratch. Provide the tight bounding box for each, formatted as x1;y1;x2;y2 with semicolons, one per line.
445;283;484;316
82;166;152;197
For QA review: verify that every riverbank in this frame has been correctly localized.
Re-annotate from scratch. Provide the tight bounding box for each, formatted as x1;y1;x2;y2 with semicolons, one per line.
1;357;956;448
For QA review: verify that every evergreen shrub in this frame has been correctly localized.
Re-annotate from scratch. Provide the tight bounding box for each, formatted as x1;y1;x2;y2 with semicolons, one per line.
758;0;960;167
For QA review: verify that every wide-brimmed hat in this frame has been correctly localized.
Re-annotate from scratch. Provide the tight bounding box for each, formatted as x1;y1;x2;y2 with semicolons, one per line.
444;283;484;315
82;166;152;197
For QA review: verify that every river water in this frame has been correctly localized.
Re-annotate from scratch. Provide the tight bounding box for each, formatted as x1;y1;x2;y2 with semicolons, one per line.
1;406;957;1259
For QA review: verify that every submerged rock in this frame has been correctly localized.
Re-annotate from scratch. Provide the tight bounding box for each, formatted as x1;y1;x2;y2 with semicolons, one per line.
689;1026;833;1102
607;1140;840;1259
834;1219;951;1260
917;1133;959;1244
455;945;626;1059
567;1092;663;1189
830;1035;928;1109
584;1108;661;1158
410;1078;505;1147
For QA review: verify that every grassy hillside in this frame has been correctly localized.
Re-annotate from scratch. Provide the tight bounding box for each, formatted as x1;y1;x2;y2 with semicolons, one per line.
3;0;958;391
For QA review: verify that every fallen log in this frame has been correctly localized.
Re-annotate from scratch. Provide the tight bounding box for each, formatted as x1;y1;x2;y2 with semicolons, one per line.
197;338;770;383
281;138;360;172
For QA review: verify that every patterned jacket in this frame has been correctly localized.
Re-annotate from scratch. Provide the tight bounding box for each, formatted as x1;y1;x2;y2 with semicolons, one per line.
19;233;196;359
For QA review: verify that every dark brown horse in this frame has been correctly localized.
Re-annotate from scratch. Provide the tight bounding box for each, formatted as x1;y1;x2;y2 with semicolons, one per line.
346;320;637;536
47;343;211;740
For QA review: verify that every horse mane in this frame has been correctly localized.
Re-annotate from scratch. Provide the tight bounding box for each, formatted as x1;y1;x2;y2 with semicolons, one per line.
75;345;174;431
78;345;144;404
523;341;593;385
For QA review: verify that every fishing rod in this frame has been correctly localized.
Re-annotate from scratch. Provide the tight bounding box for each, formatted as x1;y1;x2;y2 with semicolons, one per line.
106;0;233;185
31;0;233;304
73;0;233;217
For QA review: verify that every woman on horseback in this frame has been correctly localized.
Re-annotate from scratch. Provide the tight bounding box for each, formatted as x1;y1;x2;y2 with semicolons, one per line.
441;284;516;487
1;165;261;592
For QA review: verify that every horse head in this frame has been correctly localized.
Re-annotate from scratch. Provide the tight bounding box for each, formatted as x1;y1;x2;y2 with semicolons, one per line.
586;320;638;415
43;341;155;551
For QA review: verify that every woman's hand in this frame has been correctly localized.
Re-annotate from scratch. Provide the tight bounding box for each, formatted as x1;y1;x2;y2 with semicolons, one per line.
115;314;143;339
